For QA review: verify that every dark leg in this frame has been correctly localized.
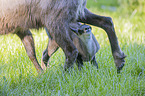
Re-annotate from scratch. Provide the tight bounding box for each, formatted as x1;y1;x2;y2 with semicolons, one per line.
16;30;43;73
78;8;126;73
59;38;78;71
49;25;78;71
76;54;84;70
41;39;59;70
91;56;98;69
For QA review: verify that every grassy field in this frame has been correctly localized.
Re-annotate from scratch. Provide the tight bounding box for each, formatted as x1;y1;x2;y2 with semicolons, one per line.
0;0;145;95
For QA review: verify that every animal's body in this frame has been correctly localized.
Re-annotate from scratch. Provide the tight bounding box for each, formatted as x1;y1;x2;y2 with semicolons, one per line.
0;0;126;73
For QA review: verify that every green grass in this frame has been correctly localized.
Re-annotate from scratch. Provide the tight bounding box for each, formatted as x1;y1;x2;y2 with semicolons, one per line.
0;0;145;95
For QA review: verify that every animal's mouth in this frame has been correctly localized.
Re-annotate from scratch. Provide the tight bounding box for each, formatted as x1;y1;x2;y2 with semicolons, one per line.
83;33;92;39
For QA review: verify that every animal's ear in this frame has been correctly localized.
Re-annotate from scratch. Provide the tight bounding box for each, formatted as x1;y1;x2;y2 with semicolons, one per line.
70;26;79;34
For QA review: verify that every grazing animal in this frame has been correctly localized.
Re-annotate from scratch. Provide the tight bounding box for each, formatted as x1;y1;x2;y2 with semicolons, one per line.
41;23;100;70
0;0;126;73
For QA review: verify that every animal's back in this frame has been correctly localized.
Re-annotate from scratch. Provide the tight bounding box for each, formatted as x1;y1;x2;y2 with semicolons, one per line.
0;0;26;14
0;0;86;35
0;0;32;34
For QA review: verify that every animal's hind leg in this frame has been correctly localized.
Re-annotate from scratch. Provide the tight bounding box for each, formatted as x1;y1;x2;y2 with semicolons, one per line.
78;8;126;73
16;30;43;73
41;39;59;70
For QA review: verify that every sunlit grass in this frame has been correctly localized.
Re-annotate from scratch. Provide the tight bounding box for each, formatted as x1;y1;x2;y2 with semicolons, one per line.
0;0;145;95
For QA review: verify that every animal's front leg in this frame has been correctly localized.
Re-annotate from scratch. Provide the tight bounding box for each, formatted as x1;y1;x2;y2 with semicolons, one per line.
16;30;43;73
91;56;98;69
78;8;126;73
76;54;84;70
51;25;78;71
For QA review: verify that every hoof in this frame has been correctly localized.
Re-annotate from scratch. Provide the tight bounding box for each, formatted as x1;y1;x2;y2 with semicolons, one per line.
117;63;125;73
113;52;127;73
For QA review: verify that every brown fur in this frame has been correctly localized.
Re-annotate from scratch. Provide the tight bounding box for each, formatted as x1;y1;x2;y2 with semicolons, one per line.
0;0;126;73
0;0;86;35
0;0;87;73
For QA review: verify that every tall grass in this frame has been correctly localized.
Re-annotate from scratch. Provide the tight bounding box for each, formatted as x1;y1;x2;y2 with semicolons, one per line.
0;0;145;95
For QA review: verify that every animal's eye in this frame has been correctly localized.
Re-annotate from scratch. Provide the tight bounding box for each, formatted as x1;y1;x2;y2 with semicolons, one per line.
85;28;88;30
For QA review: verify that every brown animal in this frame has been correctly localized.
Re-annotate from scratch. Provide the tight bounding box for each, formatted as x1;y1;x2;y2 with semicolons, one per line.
0;0;126;73
41;23;100;70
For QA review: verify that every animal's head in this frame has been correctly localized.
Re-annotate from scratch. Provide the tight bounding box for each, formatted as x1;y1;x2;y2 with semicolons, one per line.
70;24;92;35
70;23;100;61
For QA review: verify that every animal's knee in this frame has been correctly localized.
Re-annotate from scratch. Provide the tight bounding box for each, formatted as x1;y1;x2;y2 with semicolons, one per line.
67;48;78;60
105;17;113;26
103;17;114;30
72;49;78;58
